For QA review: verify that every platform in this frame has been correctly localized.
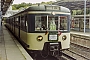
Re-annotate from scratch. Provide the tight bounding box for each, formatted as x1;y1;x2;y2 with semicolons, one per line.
70;30;90;37
0;25;33;60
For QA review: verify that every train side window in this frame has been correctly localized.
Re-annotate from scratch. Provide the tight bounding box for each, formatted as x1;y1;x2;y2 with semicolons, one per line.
15;17;19;28
20;16;26;31
25;15;27;31
20;15;27;31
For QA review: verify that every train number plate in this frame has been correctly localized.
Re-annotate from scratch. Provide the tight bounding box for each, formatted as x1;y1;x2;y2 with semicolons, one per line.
49;35;57;40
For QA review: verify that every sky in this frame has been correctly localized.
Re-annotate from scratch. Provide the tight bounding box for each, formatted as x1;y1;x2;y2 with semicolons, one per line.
13;0;56;4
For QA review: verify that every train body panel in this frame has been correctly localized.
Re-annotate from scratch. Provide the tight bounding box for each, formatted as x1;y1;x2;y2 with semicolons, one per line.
22;33;70;50
15;28;19;36
20;30;27;43
27;33;48;50
5;24;9;28
12;25;14;33
59;33;70;49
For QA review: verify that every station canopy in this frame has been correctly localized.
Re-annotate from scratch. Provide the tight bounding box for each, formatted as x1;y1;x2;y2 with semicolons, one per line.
1;0;13;15
53;0;90;10
1;0;90;15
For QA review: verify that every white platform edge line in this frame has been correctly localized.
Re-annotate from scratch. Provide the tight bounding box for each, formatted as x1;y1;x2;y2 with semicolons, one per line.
13;39;33;60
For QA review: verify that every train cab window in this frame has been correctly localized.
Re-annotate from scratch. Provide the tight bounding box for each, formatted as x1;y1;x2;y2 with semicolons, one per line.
35;16;47;31
35;15;69;31
48;16;58;30
60;16;68;30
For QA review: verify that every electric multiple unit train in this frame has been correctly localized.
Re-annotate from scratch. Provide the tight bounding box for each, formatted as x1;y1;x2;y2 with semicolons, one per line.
5;5;71;57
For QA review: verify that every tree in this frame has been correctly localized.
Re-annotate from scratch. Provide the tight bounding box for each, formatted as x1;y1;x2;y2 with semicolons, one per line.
12;1;55;10
12;2;32;10
12;6;17;10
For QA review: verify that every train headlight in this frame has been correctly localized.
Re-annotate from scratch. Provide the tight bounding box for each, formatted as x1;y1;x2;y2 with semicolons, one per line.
62;35;67;40
37;36;43;41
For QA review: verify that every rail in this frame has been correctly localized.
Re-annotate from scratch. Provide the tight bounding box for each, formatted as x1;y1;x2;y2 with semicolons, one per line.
62;52;76;60
70;32;90;49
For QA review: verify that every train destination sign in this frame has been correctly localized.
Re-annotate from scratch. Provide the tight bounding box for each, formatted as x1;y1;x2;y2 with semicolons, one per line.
49;35;58;40
46;6;60;10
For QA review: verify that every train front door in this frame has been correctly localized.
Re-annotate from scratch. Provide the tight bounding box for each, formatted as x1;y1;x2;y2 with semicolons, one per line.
19;16;20;38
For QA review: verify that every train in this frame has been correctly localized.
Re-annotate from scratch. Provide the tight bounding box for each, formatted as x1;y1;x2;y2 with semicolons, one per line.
5;5;71;57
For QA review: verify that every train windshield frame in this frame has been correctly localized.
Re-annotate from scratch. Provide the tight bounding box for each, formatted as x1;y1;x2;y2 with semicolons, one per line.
35;14;70;32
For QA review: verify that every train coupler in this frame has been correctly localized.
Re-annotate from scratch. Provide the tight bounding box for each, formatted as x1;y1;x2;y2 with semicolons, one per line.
49;43;60;56
49;43;59;51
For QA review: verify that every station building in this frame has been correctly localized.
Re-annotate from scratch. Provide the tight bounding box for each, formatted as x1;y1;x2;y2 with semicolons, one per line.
71;15;90;32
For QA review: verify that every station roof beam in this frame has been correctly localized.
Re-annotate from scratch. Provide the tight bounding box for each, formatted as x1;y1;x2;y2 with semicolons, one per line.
53;1;90;10
1;0;13;15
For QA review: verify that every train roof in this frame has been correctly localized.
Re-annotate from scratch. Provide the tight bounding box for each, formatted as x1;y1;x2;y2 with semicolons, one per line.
10;5;70;17
22;5;70;12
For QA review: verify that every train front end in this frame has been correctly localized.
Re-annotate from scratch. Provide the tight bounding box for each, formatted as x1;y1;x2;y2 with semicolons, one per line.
26;5;71;56
27;14;70;56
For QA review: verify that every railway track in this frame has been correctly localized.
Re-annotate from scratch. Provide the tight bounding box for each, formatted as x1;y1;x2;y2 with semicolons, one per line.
28;49;77;60
63;42;90;60
31;54;76;60
61;52;76;60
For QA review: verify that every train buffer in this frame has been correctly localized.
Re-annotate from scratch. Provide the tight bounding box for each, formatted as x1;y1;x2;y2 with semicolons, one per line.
0;25;33;60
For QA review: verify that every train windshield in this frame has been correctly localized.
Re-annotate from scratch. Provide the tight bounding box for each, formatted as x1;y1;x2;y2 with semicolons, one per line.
35;15;69;31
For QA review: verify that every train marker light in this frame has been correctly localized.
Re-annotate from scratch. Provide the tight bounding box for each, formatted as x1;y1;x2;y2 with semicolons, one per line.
51;11;55;15
37;36;43;41
62;35;67;40
58;31;61;36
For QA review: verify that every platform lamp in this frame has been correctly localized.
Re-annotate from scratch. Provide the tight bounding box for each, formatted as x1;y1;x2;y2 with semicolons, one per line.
84;0;87;33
